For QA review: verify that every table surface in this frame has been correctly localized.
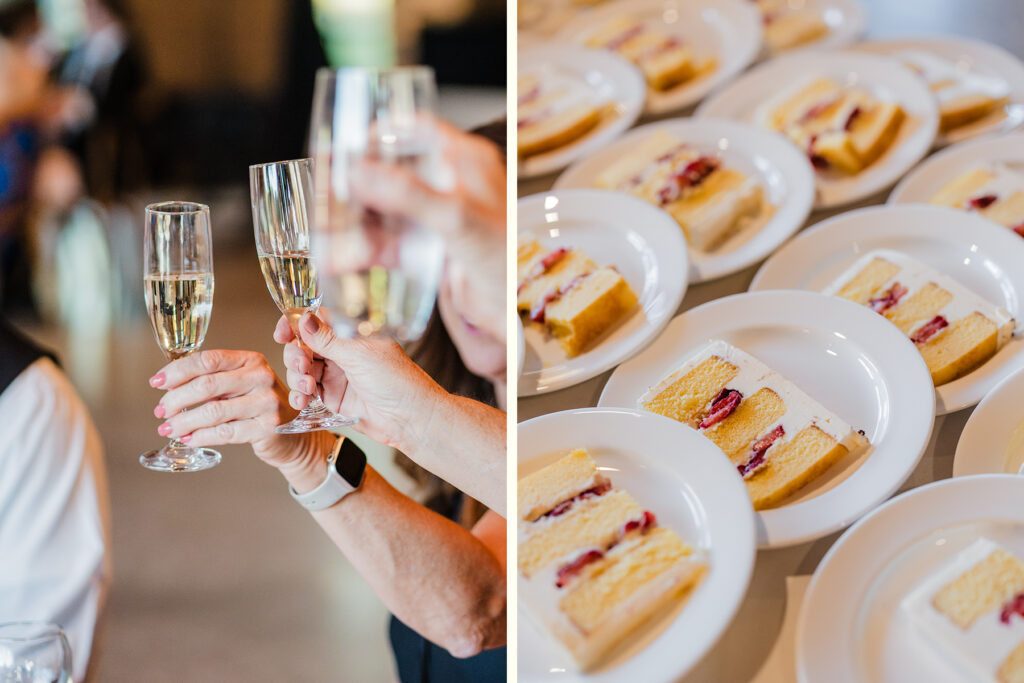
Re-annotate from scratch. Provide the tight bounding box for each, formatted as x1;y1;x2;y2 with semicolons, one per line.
516;1;1024;680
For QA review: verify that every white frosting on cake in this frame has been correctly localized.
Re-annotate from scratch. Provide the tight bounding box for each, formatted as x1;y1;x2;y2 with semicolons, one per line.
902;538;1024;682
898;49;1010;106
822;248;1016;347
517;71;600;129
638;339;870;454
685;176;763;252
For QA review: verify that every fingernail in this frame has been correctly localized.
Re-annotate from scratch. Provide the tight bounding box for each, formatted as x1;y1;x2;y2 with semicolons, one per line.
149;373;166;388
153;404;165;418
302;314;320;335
157;422;172;436
180;435;192;444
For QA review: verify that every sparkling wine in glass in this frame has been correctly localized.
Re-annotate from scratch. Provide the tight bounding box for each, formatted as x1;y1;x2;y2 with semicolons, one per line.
0;622;72;683
140;201;221;472
250;158;356;432
308;66;447;343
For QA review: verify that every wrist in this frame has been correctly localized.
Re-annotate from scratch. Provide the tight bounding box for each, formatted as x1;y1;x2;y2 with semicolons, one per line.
394;380;451;458
277;431;335;494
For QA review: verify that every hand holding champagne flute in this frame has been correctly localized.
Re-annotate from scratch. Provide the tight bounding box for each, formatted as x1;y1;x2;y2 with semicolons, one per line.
250;158;355;432
141;201;221;472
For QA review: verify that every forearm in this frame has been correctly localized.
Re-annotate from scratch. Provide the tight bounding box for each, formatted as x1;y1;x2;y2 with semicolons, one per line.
281;450;506;657
402;390;507;513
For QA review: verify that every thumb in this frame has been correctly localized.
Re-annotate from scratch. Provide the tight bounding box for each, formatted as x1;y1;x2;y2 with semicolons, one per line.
297;312;346;364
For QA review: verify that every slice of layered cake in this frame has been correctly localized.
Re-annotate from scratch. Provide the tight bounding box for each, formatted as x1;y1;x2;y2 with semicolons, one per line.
638;340;869;510
594;131;766;251
760;77;905;174
518;448;706;669
899;49;1010;132
518;72;605;158
517;238;638;357
823;249;1015;385
902;538;1024;682
755;0;829;53
931;163;1024;238
584;16;713;91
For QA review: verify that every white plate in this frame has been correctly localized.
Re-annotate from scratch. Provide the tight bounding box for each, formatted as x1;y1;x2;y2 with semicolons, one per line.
560;0;762;116
554;118;816;283
889;131;1024;237
798;475;1024;683
518;189;689;396
517;407;756;683
857;36;1024;147
598;290;935;548
696;50;939;208
758;0;866;57
519;46;646;179
953;367;1024;477
751;204;1024;414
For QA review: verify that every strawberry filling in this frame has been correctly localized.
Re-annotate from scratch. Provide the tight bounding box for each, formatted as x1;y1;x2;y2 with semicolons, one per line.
637;36;682;63
1000;593;1024;625
868;282;908;313
528;273;588;323
806;134;829;170
968;194;998;210
623;143;691;189
518;248;569;294
554;510;657;588
555;550;604;588
517;107;552;129
606;24;645;52
1012;221;1024;238
518;85;541;106
843;106;862;131
656;156;721;206
799;97;840;124
538;480;612;520
910;315;948;344
738;425;785;479
699;388;742;430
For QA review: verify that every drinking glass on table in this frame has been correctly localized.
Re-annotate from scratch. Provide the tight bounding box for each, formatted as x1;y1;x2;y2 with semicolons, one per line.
0;622;72;683
250;158;355;432
308;66;447;343
140;201;221;472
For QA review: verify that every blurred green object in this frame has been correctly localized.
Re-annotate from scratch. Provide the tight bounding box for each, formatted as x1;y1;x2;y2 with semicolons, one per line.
312;0;396;67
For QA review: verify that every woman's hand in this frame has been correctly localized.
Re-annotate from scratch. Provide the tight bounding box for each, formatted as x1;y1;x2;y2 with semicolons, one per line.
149;349;319;470
350;121;506;341
275;312;445;454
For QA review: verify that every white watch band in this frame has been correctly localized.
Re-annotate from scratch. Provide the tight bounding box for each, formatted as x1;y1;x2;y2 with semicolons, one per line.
289;437;358;511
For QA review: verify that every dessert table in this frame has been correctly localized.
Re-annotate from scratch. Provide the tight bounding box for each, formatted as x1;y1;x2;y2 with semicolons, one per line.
517;1;1024;680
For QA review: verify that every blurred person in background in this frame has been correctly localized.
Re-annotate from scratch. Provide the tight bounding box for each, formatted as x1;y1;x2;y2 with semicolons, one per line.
146;121;507;682
0;316;111;683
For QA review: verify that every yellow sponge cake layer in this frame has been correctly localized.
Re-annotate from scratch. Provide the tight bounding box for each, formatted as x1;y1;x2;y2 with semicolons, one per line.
519;104;602;158
519;490;642;578
898;49;1010;132
517;247;596;313
545;267;638;357
517;71;604;158
824;249;1016;385
584;17;703;92
518;448;601;522
667;168;764;251
763;11;828;52
999;641;1024;683
639;340;869;510
744;425;848;509
933;548;1024;630
639;355;739;425
930;163;1024;233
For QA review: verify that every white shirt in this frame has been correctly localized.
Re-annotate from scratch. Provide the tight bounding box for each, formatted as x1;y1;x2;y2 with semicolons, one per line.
0;358;111;682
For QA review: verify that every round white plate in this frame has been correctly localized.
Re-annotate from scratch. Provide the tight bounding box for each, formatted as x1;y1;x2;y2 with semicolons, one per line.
751;204;1024;414
758;0;866;57
560;0;762;116
889;131;1024;237
554;118;815;283
696;50;939;208
857;36;1024;147
954;367;1024;477
519;46;646;179
518;189;689;396
517;407;756;683
798;475;1024;683
598;290;935;548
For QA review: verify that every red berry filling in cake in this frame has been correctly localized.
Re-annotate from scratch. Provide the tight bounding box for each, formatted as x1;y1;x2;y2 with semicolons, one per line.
656;156;721;205
911;315;949;344
538;480;612;520
738;424;785;479
868;281;908;313
1000;593;1024;625
554;510;658;588
699;388;743;429
968;194;999;210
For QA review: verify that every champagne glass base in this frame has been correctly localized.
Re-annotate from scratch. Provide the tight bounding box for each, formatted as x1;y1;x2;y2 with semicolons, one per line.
275;406;358;434
140;446;222;472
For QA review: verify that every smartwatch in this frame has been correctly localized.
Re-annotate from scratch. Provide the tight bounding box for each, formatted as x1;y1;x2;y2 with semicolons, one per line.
289;436;367;511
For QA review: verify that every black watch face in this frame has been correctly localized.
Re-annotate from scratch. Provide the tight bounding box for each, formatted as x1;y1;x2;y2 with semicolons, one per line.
334;438;367;486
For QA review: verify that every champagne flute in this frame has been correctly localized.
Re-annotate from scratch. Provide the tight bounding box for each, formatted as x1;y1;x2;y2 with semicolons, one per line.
140;201;221;472
308;66;447;343
249;158;356;432
0;621;72;683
